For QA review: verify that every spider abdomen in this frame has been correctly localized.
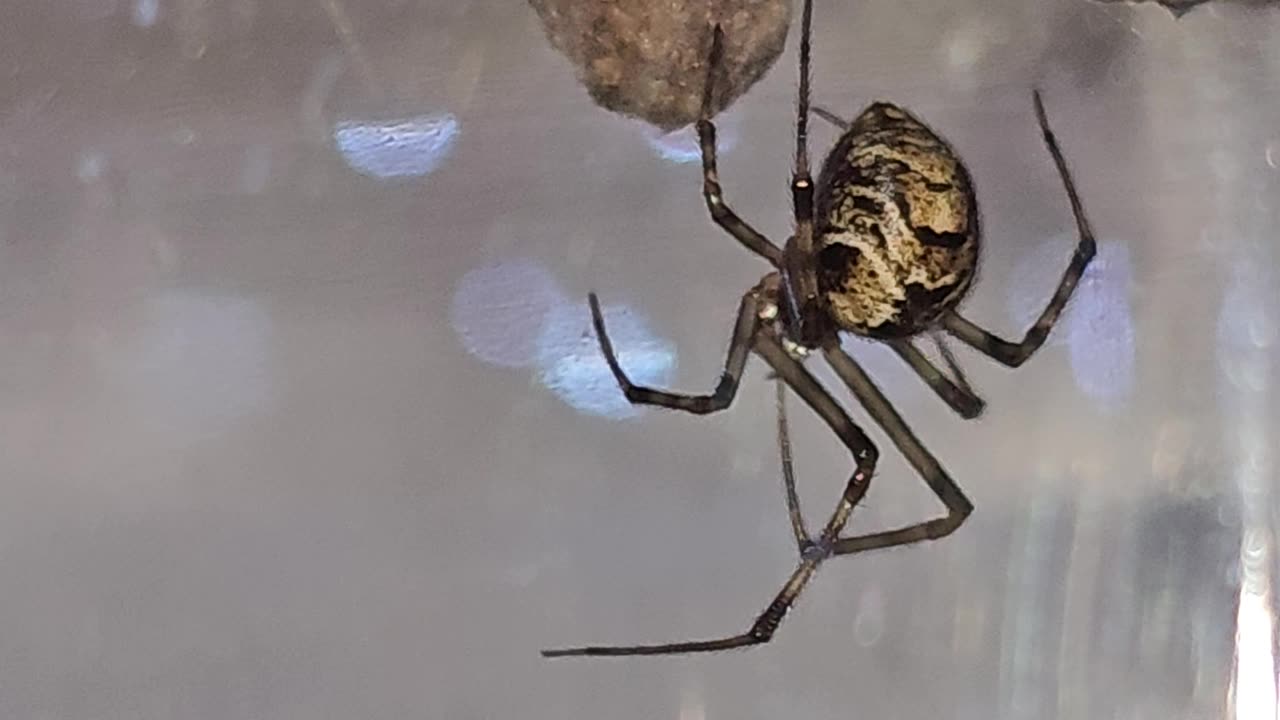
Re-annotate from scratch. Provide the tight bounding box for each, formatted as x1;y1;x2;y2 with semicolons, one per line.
814;103;979;339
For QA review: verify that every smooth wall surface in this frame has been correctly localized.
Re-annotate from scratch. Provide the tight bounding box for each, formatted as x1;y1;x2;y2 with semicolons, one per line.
0;1;1276;718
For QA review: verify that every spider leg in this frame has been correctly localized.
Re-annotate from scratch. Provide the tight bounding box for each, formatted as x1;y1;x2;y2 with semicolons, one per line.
821;346;974;556
942;89;1097;368
781;0;823;343
888;338;985;419
810;105;850;131
541;332;878;658
929;331;976;399
697;26;783;267
588;291;755;415
775;379;816;553
788;0;816;235
790;0;815;227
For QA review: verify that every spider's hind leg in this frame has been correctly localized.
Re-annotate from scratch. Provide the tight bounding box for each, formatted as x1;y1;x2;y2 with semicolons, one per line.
811;105;850;131
943;90;1097;368
888;338;985;419
775;379;817;554
821;345;974;557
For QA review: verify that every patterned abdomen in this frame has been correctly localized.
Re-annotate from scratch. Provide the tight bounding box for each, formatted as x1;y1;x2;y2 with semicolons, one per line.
814;103;979;339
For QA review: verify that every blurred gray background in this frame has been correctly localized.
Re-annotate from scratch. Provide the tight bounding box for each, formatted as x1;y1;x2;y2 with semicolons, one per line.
0;0;1277;718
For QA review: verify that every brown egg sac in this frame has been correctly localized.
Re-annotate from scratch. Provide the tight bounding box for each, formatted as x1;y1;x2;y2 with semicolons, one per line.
528;0;791;130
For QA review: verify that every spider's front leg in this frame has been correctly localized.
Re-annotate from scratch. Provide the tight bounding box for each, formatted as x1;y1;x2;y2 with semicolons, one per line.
943;90;1097;368
697;25;783;266
588;291;757;415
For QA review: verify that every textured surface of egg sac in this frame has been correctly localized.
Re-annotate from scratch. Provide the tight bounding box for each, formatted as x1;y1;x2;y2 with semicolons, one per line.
528;0;791;130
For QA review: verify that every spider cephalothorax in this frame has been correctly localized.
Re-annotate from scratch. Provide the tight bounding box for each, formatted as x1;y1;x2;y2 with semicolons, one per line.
544;0;1096;658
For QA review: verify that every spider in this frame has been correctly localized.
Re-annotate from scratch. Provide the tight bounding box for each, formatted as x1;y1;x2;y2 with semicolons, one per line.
542;0;1095;658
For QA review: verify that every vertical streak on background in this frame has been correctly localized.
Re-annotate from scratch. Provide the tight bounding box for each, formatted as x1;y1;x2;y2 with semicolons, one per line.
1210;42;1280;714
1169;12;1280;717
1054;488;1101;720
1214;170;1279;719
1221;269;1278;720
999;492;1063;718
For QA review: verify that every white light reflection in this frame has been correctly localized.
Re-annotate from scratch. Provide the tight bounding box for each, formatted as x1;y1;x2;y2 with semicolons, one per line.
1234;560;1277;720
535;301;675;420
450;260;567;368
449;260;678;418
1008;238;1134;405
1232;438;1276;720
332;113;459;179
641;112;740;164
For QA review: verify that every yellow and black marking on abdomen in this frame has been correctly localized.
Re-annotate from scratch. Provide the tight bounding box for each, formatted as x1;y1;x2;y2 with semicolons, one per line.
814;103;979;339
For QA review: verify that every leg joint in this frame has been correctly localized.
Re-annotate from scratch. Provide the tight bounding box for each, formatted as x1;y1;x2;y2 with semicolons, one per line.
924;511;968;541
705;194;729;221
711;373;736;405
857;446;879;473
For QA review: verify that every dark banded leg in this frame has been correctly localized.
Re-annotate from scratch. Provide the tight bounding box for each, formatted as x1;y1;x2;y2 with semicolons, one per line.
888;338;985;419
775;379;816;553
929;332;975;400
780;0;823;344
589;291;756;415
821;346;974;556
942;89;1096;368
697;26;783;267
811;105;850;131
790;0;815;226
541;331;878;658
